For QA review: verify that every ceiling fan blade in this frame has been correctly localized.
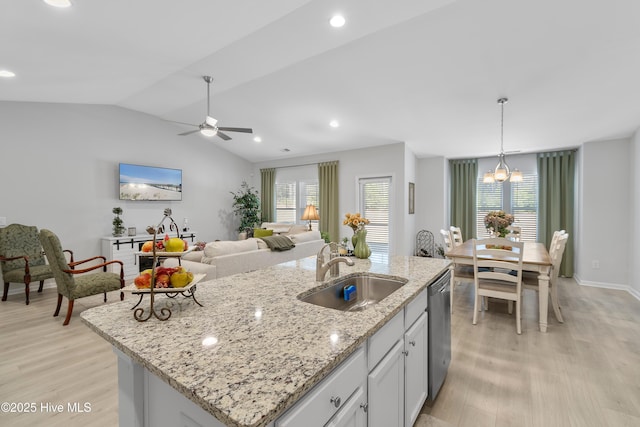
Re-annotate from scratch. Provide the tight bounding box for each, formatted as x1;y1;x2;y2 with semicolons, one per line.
217;131;232;141
178;129;201;136
217;127;253;134
165;119;199;127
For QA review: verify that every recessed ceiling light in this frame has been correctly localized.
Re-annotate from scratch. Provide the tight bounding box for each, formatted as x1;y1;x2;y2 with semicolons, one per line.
329;120;340;128
329;15;346;28
253;136;262;143
0;70;16;78
43;0;72;7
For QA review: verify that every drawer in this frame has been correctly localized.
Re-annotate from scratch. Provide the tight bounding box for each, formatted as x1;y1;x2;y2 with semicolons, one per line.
367;311;403;371
405;287;428;330
276;346;366;427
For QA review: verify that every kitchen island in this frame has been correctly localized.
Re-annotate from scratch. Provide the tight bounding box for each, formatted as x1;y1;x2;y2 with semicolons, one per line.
81;255;450;427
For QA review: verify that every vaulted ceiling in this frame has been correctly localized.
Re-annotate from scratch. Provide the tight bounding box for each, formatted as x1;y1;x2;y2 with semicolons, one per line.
2;0;640;162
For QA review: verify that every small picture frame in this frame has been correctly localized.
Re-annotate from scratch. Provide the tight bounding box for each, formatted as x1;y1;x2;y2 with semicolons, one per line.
408;182;415;214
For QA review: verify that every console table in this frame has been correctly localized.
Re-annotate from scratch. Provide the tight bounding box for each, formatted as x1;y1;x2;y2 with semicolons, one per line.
101;231;197;281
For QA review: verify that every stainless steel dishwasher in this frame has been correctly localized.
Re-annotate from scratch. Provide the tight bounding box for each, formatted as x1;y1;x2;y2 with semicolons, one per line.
427;269;451;401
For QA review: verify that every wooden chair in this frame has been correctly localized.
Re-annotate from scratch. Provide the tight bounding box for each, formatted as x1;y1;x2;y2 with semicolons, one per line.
440;229;474;315
39;229;124;325
449;226;464;247
0;224;73;305
522;232;569;323
472;238;524;334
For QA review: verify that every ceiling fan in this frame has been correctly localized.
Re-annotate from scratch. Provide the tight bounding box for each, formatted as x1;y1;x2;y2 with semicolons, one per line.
173;76;253;141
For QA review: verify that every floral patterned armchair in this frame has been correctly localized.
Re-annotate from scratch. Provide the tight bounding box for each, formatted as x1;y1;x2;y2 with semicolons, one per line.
0;224;73;305
39;229;124;325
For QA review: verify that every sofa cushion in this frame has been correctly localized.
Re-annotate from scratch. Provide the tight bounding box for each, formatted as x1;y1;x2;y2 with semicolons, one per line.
253;228;274;238
182;250;204;262
288;230;322;244
259;235;295;251
203;239;258;260
283;224;308;235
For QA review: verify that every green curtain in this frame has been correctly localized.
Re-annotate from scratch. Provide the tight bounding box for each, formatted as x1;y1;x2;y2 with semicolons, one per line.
260;168;275;223
537;150;575;277
449;159;477;241
318;161;339;242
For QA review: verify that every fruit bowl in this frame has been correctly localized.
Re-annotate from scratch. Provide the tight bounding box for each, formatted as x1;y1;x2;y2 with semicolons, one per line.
133;266;198;290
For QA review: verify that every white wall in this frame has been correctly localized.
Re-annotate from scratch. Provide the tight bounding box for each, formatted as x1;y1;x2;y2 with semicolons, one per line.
0;102;253;260
403;145;417;255
576;139;630;288
630;130;640;298
253;143;408;255
415;156;447;251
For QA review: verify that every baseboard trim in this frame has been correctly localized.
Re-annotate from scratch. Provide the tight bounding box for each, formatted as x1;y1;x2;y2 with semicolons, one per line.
574;274;640;301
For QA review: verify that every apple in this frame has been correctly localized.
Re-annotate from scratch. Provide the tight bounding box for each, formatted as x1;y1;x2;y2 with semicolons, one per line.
134;272;151;289
155;273;170;288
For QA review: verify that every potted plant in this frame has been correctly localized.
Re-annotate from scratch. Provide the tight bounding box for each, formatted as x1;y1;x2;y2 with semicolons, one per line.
112;207;125;237
230;181;261;233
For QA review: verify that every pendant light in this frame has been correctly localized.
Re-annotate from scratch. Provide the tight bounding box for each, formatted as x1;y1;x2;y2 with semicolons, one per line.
483;97;522;183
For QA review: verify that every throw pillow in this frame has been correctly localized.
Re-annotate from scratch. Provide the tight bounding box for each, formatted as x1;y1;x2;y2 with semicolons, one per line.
259;235;295;251
288;230;322;244
203;239;258;259
253;228;274;238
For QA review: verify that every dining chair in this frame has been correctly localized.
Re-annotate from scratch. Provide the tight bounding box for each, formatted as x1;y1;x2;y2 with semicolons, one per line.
449;226;464;247
440;229;474;315
472;238;524;334
522;232;569;323
0;224;74;305
39;229;125;325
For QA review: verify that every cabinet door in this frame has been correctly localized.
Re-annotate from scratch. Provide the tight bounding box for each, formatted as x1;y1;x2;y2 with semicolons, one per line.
404;313;428;427
368;340;404;427
325;385;367;427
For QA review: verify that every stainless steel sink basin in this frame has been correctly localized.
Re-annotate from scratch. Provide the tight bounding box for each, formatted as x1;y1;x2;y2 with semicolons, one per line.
299;274;407;312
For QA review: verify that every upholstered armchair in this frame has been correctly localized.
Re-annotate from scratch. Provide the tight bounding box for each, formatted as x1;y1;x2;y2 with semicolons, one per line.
39;229;124;325
0;224;73;305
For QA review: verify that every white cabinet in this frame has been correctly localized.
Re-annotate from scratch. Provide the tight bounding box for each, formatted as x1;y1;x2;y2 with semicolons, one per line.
276;347;367;427
325;386;367;427
276;286;431;427
368;340;405;427
101;232;197;281
404;312;428;427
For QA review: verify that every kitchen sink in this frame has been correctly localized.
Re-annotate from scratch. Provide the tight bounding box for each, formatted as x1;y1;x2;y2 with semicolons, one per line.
299;274;408;312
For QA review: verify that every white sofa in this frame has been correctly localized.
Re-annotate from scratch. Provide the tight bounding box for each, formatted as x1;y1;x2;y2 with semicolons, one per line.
164;227;325;280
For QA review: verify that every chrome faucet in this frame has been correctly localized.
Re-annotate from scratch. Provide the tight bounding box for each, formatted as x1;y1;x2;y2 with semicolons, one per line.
316;242;354;282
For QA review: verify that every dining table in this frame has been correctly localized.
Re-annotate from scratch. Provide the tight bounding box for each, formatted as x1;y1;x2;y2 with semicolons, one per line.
445;240;553;332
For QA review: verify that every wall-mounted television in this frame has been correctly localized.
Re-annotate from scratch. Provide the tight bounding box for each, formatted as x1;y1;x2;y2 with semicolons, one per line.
119;163;182;201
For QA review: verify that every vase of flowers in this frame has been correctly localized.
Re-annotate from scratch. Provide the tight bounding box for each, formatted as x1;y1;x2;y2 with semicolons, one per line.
484;210;514;238
343;213;371;259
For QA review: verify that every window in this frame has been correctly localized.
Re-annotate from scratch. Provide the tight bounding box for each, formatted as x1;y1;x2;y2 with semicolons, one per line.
359;176;391;262
476;171;538;241
275;166;319;229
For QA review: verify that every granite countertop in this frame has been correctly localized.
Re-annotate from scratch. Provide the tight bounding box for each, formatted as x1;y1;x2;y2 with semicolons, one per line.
81;255;450;427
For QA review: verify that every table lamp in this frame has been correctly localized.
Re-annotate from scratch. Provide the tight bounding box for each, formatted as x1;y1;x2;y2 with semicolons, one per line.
301;204;319;231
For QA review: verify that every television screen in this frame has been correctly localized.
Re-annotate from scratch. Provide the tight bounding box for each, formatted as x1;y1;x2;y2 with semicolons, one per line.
119;163;182;201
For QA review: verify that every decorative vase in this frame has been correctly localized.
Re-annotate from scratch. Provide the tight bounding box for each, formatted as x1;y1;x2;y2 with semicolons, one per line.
354;228;371;259
351;230;358;249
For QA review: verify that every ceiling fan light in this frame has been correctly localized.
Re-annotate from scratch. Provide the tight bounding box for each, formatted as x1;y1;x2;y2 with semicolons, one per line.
205;116;218;127
200;127;217;137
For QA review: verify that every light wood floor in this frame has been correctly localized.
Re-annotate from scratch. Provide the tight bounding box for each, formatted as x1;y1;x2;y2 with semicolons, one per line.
1;278;639;427
422;278;640;427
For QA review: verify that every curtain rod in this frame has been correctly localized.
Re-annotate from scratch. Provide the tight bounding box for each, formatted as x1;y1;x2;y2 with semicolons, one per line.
264;161;337;170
